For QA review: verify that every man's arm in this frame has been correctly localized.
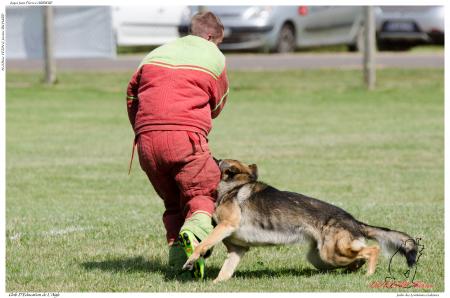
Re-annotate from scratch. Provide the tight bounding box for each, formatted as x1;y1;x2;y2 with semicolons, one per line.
210;67;229;119
126;68;142;129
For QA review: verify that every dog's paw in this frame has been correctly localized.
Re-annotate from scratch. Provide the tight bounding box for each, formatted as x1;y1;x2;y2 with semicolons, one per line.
365;271;375;276
182;260;194;271
182;253;200;271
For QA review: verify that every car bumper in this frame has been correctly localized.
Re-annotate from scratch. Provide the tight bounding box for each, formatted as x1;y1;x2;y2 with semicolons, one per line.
377;29;444;44
377;31;430;42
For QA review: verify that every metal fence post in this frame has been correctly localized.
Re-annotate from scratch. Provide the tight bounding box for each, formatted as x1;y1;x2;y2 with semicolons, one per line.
43;6;56;85
363;6;376;90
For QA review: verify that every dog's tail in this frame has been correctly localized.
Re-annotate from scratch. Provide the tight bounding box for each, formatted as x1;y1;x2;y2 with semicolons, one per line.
359;222;417;267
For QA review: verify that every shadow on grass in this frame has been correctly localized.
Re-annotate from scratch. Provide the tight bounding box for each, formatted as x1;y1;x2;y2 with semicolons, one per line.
82;256;162;274
81;256;326;282
81;256;221;283
234;267;322;279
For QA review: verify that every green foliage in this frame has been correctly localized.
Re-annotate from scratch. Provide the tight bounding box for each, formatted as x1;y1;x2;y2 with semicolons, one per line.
6;69;443;292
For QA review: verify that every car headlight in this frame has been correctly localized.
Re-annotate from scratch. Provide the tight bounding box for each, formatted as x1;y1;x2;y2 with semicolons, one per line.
243;6;272;19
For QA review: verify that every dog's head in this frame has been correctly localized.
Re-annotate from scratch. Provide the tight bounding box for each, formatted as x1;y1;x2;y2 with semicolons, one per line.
216;159;258;183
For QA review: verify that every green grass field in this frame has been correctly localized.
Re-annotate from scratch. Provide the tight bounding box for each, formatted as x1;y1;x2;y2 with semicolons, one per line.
6;68;444;292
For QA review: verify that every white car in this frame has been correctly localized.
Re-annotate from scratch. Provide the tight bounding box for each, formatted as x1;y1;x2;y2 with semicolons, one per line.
112;6;186;46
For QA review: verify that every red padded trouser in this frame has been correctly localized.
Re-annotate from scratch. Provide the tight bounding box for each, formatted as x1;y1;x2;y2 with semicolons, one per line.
137;130;220;243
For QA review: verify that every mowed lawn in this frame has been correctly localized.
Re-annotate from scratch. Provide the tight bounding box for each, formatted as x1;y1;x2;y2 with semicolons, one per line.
6;68;444;292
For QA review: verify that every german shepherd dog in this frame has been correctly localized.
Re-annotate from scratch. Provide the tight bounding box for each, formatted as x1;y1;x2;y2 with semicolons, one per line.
183;159;418;283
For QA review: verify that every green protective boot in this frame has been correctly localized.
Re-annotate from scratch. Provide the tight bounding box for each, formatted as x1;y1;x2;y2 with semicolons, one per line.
168;241;187;268
179;212;214;280
168;241;193;280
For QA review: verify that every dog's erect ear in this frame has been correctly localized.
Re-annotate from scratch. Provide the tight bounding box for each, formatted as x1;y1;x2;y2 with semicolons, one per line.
219;160;230;172
249;164;258;181
213;157;221;166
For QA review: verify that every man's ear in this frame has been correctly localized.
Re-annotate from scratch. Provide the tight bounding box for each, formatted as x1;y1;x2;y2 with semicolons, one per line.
248;164;258;181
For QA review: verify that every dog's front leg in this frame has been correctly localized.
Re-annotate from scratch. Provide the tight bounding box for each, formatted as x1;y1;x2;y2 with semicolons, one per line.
183;201;241;272
214;241;248;283
183;221;237;271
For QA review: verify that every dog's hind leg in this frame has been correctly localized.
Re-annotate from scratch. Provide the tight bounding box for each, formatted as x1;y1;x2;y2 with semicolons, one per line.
356;245;380;276
214;241;249;283
306;241;335;271
330;235;380;275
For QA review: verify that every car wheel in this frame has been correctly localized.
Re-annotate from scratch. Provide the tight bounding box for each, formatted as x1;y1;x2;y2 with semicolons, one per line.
275;24;296;53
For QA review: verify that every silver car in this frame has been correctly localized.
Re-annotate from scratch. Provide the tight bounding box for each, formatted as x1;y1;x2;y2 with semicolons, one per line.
375;6;444;50
179;6;364;53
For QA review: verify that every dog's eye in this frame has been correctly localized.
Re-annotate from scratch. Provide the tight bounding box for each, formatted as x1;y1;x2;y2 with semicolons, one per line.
224;166;239;178
225;169;236;177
